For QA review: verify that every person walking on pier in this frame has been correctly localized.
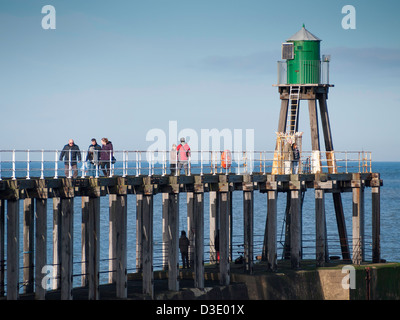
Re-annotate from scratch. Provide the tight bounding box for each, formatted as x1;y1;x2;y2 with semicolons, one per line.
177;137;190;175
100;138;114;176
60;139;82;178
179;230;190;269
86;138;101;177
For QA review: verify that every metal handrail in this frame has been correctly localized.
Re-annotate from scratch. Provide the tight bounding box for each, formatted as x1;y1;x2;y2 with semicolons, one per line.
277;60;330;85
0;149;372;180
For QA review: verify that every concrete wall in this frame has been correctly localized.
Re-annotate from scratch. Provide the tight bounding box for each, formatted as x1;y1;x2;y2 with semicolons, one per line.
231;263;400;300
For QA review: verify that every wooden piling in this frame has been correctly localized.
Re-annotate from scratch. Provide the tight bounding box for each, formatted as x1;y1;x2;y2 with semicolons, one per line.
243;177;254;274
219;190;230;285
61;198;74;300
319;95;350;261
352;174;365;265
315;189;327;266
165;191;179;291
187;192;195;268
229;191;233;262
7;199;19;300
142;190;154;298
0;200;4;297
290;189;301;269
371;174;381;263
23;198;34;294
265;187;278;271
109;194;117;283
136;193;143;272
209;191;219;264
278;99;289;132
162;193;168;270
52;197;61;290
35;198;47;300
308;99;321;153
88;197;101;300
193;184;204;289
115;195;128;299
81;196;90;287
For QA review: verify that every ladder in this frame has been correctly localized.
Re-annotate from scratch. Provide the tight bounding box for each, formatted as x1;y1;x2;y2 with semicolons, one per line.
286;86;300;134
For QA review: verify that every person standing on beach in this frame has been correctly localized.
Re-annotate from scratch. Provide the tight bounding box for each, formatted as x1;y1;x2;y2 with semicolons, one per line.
59;139;82;178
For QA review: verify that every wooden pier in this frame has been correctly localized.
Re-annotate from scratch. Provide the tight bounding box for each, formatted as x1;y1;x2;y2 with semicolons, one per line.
0;170;382;300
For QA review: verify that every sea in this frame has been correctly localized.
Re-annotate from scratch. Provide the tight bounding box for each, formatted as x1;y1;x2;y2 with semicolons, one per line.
1;160;399;288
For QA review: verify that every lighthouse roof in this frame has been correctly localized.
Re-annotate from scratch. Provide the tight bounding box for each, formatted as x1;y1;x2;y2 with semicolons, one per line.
287;25;321;41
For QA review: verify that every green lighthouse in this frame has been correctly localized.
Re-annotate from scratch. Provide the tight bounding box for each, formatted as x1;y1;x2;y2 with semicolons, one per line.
282;24;321;84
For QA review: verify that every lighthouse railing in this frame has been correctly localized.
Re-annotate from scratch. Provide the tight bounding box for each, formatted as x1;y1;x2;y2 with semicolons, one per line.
276;60;330;85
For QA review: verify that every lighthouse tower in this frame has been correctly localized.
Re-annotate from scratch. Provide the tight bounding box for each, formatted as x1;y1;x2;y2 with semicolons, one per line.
274;25;333;175
273;25;351;261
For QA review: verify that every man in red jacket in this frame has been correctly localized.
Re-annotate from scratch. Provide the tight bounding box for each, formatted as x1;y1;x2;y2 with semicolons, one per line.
177;137;190;175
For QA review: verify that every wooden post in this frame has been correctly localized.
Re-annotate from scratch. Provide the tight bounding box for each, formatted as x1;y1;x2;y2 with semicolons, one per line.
109;194;117;283
278;99;289;132
61;198;74;300
35;198;47;300
142;192;154;298
7;199;19;300
308;99;321;152
318;94;334;154
265;188;278;271
81;196;90;287
371;174;381;263
229;191;233;262
319;94;350;261
332;193;350;261
209;191;219;264
352;175;365;265
23;198;34;294
166;192;179;291
290;190;301;269
162;193;169;270
193;190;204;289
136;193;143;272
315;189;328;267
115;195;127;299
243;176;254;274
52;197;61;290
0;200;4;297
187;192;195;268
219;191;230;285
283;192;291;260
87;197;100;300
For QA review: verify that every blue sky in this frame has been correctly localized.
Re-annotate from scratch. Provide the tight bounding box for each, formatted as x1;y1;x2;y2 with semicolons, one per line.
1;0;399;161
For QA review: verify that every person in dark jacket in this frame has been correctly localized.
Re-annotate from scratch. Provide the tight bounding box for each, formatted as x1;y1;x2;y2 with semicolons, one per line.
292;142;300;174
86;138;101;177
59;139;82;178
179;230;190;269
100;137;114;176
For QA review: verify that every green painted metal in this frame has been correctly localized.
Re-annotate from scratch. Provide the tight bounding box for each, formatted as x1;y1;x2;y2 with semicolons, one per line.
286;27;321;84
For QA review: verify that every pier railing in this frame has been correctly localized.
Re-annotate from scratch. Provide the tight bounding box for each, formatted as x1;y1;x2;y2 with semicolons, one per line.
0;149;372;179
